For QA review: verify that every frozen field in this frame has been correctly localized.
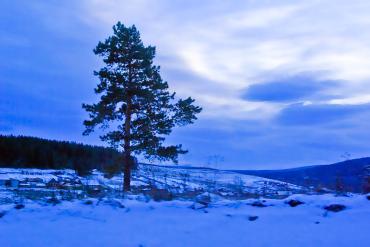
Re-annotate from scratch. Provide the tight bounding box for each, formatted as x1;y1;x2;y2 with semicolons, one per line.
0;194;369;247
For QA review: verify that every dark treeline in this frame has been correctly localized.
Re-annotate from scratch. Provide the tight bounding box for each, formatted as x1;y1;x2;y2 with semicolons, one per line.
0;135;122;176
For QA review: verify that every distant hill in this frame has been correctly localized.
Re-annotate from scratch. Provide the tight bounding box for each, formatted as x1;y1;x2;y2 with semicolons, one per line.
0;135;122;175
232;158;370;193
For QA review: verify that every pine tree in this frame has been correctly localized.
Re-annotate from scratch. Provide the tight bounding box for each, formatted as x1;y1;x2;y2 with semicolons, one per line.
82;22;202;191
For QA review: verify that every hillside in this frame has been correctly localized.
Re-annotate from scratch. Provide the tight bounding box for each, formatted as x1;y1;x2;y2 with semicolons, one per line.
233;157;370;193
0;164;306;202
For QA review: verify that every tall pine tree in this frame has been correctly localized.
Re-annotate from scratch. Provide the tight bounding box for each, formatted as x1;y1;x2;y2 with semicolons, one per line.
83;22;202;191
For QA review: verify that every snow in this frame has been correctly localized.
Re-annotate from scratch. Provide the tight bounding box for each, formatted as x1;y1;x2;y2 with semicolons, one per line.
0;194;369;247
0;166;368;246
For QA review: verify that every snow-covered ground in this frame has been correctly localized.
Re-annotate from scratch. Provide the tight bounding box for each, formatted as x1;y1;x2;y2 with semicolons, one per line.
0;167;369;246
0;194;369;247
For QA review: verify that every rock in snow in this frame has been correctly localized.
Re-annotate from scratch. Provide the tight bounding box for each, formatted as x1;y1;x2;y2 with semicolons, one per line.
286;199;304;207
251;201;267;207
324;204;346;212
14;204;25;210
248;215;259;221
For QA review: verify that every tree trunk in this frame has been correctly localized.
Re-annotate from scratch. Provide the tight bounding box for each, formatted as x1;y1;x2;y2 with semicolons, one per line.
123;94;132;191
123;152;131;191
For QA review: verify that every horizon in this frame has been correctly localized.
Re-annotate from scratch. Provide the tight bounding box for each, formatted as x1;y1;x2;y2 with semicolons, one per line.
2;1;370;169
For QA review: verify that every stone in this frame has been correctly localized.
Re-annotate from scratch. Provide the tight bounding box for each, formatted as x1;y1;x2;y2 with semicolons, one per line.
14;204;25;210
248;216;259;221
287;199;304;207
251;201;267;207
324;204;346;212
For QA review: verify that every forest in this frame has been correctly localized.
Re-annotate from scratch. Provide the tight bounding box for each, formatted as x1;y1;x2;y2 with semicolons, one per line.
0;135;122;176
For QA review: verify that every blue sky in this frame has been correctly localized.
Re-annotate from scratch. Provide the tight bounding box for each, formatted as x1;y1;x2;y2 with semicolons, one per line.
2;0;370;169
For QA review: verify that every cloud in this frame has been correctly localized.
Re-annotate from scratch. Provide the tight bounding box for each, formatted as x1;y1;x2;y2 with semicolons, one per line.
276;103;369;126
78;0;370;119
243;74;338;102
3;0;370;168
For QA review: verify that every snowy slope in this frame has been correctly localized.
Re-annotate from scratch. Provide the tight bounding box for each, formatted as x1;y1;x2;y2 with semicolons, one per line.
0;165;306;198
132;164;305;196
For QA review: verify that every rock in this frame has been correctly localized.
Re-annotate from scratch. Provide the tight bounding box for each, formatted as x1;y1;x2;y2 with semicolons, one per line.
248;216;258;221
84;200;94;205
315;221;320;224
14;204;25;210
195;193;211;206
251;201;267;207
324;204;346;212
190;202;207;210
104;199;125;209
366;195;370;201
147;189;173;202
287;199;304;207
47;197;61;205
0;211;6;218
